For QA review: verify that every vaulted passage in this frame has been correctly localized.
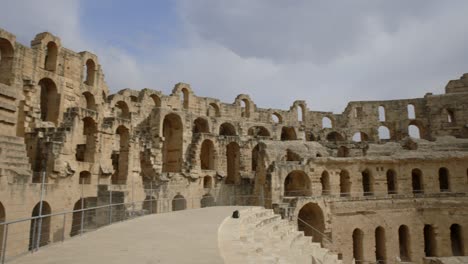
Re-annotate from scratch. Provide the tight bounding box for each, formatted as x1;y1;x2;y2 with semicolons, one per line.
82;92;97;111
70;197;97;237
29;202;51;250
386;169;397;194
398;225;411;262
361;169;373;196
219;122;236;136
340;170;351;197
424;224;437;257
76;117;97;163
111;126;129;184
284;170;311;196
84;59;96;86
412;169;423;194
450;224;464;256
225;142;240;184
162;114;183;173
438;167;450;192
39;78;59;124
375;226;387;263
172;194;186;211
251;144;260;171
193;118;209;134
200;139;215;170
321;171;330;195
352;228;364;263
281;127;297;141
0;38;14;85
298;203;325;244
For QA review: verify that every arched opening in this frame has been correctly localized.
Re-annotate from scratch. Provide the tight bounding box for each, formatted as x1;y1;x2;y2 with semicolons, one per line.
378;126;391;140
361;169;373;196
130;95;138;103
352;132;370;142
219;123;236;136
193;118;210;134
39;78;59;124
207;103;220;117
450;224;464;256
447;109;455;124
76;117;97;162
225;142;240;184
143;196;157;214
240;99;250;118
297;104;305;122
306;131;316;141
111;126;129;184
181;88;189;109
286;149;301;162
29;201;51;250
375;226;387;263
386;169;397;194
201;194;215;208
326;132;344;142
162;114;183;173
172;194;186;211
70;198;97;237
248;126;270;138
281;127;297;141
408;124;421;139
200;139;215;170
412;169;423;194
337;146;349;157
79;171;91;184
0;38;14;85
399;225;411;261
84;59;96;86
438;167;450;192
82;92;97;111
340;170;351;197
115;101;130;119
151;94;161;107
284;170;311;196
322;117;333;128
407;104;415;119
0;202;5;253
251;144;259;172
321;171;330;195
424;224;437;257
203;176;212;189
352;229;364;263
298;203;325;244
272;113;282;123
378;106;386;122
44;41;58;72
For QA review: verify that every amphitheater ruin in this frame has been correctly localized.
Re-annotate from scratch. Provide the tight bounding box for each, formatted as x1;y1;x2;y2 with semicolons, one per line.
0;27;467;263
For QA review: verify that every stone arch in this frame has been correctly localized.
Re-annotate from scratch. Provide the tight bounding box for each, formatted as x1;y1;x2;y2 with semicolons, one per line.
337;146;349;157
407;104;415;119
200;139;215;170
352;228;364;263
115;101;130;119
447;108;456;124
219;122;236;136
248;126;270;138
281;126;297;141
0;202;5;253
326;131;344;142
225;142;240;184
251;144;260;172
172;194;186;211
78;117;97;163
162;114;183;173
240;98;250;118
352;132;370;142
297;203;325;243
82;92;97;111
203;176;212;189
411;168;423;194
361;169;374;196
450;224;464;256
375;226;387;263
424;224;437;257
378;126;391;140
322;117;333;128
378;106;386;122
398;225;411;261
321;171;330;195
201;194;215;208
38;78;59;124
143;196;157;214
44;41;58;71
150;94;161;107
208;103;220;117
193;117;210;134
29;201;51;250
408;123;421;139
84;59;96;86
272;112;282;123
438;167;450;192
79;171;91;184
284;170;311;196
181;88;189;109
297;104;305;122
0;38;14;85
285;149;301;162
386;169;397;194
111;125;130;184
340;170;351;197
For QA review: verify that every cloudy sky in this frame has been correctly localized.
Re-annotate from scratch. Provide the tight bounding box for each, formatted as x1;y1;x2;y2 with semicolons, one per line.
2;0;468;113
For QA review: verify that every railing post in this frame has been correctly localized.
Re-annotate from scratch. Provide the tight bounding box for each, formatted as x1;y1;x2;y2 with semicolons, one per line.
1;224;8;264
109;189;113;225
30;219;36;252
80;197;84;236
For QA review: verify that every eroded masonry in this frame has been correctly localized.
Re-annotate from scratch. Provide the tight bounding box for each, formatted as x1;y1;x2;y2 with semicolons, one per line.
0;28;467;264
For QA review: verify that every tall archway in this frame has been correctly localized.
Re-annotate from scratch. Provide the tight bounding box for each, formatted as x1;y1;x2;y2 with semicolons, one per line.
44;41;58;72
0;38;14;85
298;203;325;243
162;114;183;173
284;171;311;196
208;103;220;117
115;101;130;119
450;224;464;256
111;126;129;184
38;78;59;124
84;59;96;85
322;117;333;128
29;201;51;250
151;94;161;108
200;139;215;170
219;123;236;136
340;170;351;197
361;169;373;196
321;171;330;195
398;225;411;261
438;167;450;192
412;169;423;194
82;92;97;111
240;99;250;118
225;142;240;184
375;226;387;263
77;117;97;163
193;118;209;134
201;194;215;208
378;126;391;140
386;169;397;194
251;144;260;172
181;88;189;109
281;127;297;141
424;224;437;257
172;194;186;211
352;229;364;263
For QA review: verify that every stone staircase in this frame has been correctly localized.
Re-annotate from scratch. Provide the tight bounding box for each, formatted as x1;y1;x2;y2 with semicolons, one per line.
0;135;31;183
219;207;342;264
